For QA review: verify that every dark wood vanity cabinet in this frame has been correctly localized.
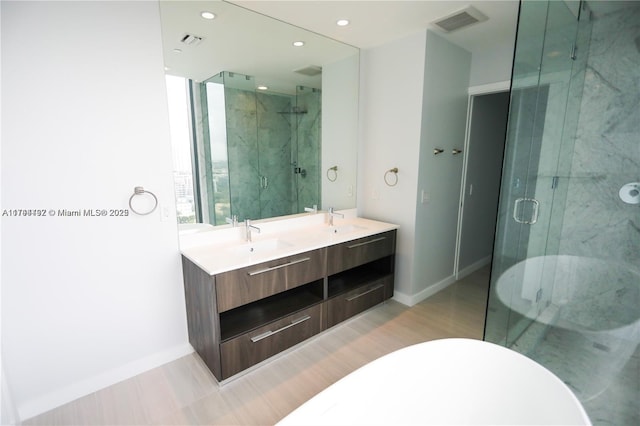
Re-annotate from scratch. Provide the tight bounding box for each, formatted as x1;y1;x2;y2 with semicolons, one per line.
220;304;324;378
182;229;396;381
326;230;396;276
216;249;326;312
326;231;396;328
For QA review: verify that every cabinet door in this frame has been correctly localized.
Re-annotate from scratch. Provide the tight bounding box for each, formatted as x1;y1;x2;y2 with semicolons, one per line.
220;304;323;379
326;276;392;328
327;230;396;275
216;248;326;313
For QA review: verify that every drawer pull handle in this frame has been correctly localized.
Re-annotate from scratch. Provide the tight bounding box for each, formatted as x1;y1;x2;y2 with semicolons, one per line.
346;284;385;301
248;257;311;276
250;315;312;343
347;236;386;249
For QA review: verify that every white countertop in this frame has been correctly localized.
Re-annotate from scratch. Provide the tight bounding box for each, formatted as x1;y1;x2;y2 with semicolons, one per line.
277;338;591;425
179;210;399;275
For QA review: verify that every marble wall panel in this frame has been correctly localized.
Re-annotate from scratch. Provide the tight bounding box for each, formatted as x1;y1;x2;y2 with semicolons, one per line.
559;3;640;266
225;88;261;221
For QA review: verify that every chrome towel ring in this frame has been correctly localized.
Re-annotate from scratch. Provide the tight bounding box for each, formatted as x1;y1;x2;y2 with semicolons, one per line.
326;165;338;182
384;168;399;187
129;186;158;216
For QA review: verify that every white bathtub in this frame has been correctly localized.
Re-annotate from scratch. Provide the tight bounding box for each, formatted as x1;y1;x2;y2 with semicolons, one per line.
495;255;640;399
277;339;590;425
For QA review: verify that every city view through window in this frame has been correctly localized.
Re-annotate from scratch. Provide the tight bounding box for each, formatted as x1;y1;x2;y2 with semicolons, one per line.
166;75;196;224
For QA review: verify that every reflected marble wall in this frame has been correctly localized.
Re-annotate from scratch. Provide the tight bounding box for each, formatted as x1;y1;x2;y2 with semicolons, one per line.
226;88;295;221
225;87;262;221
556;4;640;423
256;91;295;219
559;3;640;266
224;87;321;221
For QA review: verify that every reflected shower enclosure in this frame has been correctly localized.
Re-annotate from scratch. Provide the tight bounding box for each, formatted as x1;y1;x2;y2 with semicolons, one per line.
192;71;321;225
484;1;639;424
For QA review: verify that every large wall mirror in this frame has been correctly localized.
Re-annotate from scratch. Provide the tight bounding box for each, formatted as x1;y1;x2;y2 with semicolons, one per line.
159;1;359;227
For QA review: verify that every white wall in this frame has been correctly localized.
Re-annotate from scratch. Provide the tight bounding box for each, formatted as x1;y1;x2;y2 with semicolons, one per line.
469;40;515;87
413;31;471;299
322;54;359;210
1;1;190;421
359;30;472;305
358;31;427;299
358;31;471;305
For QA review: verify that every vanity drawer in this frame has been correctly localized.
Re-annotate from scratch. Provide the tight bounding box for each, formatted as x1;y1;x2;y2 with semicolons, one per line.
326;276;392;328
216;248;326;313
327;230;396;275
220;304;323;379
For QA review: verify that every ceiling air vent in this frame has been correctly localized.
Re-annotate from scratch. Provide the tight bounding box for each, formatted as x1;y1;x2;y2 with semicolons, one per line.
293;65;322;77
432;6;488;33
180;33;204;46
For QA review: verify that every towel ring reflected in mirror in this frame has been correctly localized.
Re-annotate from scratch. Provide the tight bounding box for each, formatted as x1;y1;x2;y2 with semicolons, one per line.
129;186;158;215
384;168;399;187
326;165;338;182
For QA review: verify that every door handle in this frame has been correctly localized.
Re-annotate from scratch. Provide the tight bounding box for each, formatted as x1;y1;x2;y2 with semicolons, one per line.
250;315;311;342
513;198;539;225
247;257;311;276
347;237;386;249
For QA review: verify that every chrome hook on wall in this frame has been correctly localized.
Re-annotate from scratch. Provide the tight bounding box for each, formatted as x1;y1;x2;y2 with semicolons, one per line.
452;148;463;155
433;148;444;155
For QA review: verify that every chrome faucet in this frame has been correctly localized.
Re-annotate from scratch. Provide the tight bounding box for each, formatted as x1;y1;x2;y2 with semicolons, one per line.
245;219;261;242
304;204;318;214
328;207;344;226
225;215;238;227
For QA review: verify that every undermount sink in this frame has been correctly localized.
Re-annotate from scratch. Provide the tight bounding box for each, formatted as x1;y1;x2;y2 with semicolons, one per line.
229;238;292;255
325;224;367;235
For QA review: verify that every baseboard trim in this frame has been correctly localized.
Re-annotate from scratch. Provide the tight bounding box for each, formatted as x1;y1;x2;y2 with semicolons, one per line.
394;258;492;307
391;290;413;306
2;366;19;426
393;274;457;307
456;256;492;281
18;343;194;422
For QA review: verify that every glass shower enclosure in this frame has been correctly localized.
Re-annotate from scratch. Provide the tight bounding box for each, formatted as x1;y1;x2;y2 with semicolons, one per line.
484;0;639;424
192;71;321;225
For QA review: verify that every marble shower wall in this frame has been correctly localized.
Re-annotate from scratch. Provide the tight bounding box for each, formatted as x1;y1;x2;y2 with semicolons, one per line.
225;87;262;221
224;86;321;220
558;3;640;266
255;91;295;219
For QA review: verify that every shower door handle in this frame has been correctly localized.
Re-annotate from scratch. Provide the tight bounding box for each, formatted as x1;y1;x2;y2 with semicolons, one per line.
513;198;539;225
259;176;268;189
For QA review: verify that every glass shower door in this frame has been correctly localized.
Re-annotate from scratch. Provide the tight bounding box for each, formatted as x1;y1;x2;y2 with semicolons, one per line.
485;0;586;346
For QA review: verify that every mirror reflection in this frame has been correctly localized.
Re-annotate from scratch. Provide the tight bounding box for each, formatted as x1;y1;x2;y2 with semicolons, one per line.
194;72;321;225
159;1;359;226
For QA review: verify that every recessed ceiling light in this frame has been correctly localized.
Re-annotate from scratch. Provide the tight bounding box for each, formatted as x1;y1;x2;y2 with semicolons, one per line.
200;11;215;20
257;85;268;91
172;48;182;54
336;19;350;26
293;41;305;47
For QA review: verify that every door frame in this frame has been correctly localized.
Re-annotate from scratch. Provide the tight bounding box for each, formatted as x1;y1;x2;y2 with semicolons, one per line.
454;80;511;280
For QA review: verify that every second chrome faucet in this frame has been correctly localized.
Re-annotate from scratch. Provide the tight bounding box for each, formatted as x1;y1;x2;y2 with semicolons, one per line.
328;207;344;226
245;219;261;242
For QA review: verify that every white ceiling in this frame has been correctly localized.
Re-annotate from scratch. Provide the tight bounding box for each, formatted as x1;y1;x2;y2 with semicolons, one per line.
159;1;519;94
231;0;519;51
